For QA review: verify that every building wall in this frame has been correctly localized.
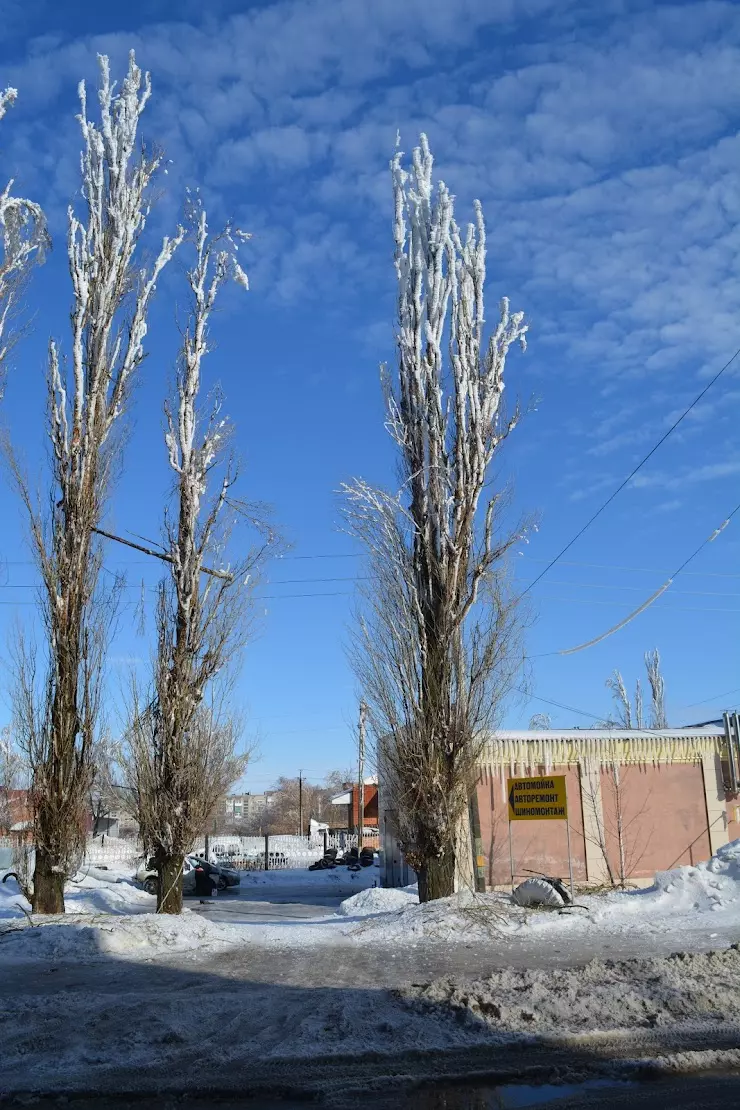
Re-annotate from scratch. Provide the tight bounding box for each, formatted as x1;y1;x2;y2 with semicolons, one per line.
598;763;710;879
476;759;717;889
721;757;740;844
379;729;731;890
224;792;273;822
350;784;379;829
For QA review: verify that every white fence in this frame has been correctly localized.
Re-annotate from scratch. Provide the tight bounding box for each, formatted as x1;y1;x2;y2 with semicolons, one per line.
83;836;143;868
2;831;381;878
193;831;380;871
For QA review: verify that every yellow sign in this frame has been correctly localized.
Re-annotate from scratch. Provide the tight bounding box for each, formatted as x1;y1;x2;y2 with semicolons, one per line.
508;776;568;821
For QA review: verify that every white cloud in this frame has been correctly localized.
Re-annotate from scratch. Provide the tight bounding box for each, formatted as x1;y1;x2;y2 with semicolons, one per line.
631;458;740;491
2;0;740;424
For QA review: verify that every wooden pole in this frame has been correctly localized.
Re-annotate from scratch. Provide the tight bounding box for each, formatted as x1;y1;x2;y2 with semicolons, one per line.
508;819;515;893
357;702;367;847
298;771;303;838
565;788;575;902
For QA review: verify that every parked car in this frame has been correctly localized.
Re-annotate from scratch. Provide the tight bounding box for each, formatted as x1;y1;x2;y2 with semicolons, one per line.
190;855;241;890
135;854;240;896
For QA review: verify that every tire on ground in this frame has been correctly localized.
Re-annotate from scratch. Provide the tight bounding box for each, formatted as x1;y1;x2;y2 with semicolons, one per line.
512;877;566;908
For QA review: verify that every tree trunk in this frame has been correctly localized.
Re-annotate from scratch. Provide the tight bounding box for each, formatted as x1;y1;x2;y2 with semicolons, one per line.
31;847;65;914
157;854;183;914
418;843;456;903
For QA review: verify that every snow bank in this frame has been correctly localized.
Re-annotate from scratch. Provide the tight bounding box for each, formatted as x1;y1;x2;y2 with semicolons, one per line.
0;866;150;923
404;946;740;1036
0;909;244;964
342;840;740;946
574;838;740;933
338;884;417;917
1;869;241;965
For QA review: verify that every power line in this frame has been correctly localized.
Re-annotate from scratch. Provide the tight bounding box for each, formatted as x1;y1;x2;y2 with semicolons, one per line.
518;345;740;598
0;586;738;612
679;687;740;710
513;687;603;722
4;570;740;599
536;594;740;614
557;500;740;655
275;552;362;561
3;552;740;580
527;558;740;580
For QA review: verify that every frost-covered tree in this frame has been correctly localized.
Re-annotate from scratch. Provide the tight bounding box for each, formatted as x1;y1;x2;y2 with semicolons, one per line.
345;136;529;902
604;648;667;730
0;87;48;385
120;200;266;914
8;53;182;913
644;648;667;729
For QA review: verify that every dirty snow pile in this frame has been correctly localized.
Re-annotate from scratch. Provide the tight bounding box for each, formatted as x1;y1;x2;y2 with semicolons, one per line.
403;945;740;1036
341;884;527;941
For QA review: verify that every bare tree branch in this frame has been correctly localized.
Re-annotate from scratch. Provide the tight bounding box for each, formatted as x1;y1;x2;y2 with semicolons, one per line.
0;87;48;389
645;648;667;729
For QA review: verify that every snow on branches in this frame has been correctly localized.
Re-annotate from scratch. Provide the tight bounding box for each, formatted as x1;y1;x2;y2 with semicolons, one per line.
8;52;181;914
134;198;257;912
53;51;183;475
0;86;48;378
345;135;529;900
387;133;528;623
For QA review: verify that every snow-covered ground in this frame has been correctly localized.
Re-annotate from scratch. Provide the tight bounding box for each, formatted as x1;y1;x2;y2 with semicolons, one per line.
0;865;244;962
2;846;740;1096
3;841;740;963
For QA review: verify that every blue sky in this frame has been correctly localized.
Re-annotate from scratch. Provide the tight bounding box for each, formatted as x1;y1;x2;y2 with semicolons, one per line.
0;0;738;791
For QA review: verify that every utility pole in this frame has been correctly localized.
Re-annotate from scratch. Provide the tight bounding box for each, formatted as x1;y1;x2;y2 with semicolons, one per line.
357;701;368;847
298;771;303;838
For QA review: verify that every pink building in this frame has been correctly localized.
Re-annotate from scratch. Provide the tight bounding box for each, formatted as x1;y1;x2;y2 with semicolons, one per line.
381;716;740;889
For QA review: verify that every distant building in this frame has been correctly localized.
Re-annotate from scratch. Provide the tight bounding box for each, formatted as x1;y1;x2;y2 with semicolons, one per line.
224;792;273;822
0;788;32;834
329;778;379;832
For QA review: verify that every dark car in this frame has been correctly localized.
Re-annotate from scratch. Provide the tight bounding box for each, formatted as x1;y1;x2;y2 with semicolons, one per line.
189;856;241;891
136;854;240;896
